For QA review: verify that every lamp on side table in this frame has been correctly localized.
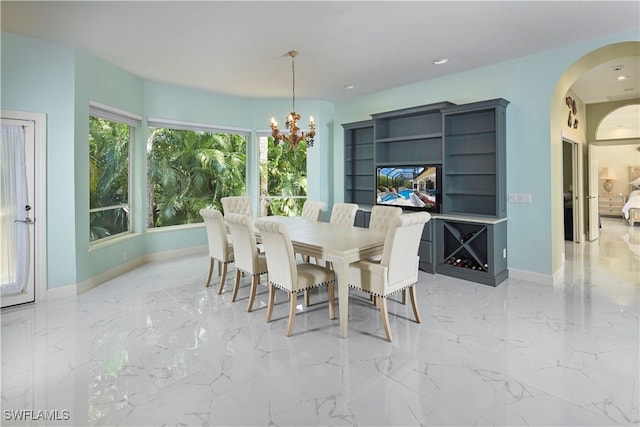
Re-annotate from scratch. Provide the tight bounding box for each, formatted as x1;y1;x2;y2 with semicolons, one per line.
599;167;618;193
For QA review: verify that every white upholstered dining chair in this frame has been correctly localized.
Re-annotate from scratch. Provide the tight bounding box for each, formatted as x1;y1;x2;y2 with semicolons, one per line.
225;213;268;312
329;202;359;226
255;218;336;337
365;205;403;264
199;208;234;294
368;205;403;233
348;211;431;342
221;195;252;217
301;200;326;221
299;199;326;264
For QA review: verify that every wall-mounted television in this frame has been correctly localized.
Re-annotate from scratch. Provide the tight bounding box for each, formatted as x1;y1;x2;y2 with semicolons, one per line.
376;165;441;213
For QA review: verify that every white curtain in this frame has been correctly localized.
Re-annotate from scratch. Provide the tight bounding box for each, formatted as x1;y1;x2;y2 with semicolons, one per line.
0;124;29;296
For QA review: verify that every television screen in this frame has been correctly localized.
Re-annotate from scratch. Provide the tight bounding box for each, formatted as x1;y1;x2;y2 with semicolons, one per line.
376;165;441;212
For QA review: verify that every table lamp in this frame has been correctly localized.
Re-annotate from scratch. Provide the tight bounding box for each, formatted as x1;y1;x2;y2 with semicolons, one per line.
599;167;618;193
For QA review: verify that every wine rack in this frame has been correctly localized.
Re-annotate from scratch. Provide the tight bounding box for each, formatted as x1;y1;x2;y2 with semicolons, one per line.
436;218;508;286
442;222;488;271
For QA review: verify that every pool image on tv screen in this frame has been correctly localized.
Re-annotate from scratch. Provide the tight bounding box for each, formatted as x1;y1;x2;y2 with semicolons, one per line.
376;165;441;213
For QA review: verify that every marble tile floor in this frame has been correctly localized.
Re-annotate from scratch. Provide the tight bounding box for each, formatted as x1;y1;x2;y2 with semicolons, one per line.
1;217;638;426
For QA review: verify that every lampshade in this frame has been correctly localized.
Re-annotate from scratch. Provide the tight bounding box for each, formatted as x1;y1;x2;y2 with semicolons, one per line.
599;167;618;180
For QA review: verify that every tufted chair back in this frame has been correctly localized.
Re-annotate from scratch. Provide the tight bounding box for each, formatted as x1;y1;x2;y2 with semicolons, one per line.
221;196;252;217
369;205;403;233
380;211;431;288
329;203;359;226
301;200;326;222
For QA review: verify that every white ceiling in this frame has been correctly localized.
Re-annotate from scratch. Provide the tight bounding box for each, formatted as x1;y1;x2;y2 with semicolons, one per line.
1;1;639;104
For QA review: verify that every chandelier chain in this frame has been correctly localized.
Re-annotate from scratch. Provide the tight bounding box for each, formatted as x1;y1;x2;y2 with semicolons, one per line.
291;53;296;113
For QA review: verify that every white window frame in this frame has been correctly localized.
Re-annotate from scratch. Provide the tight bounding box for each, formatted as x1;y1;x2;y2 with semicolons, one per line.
89;101;141;244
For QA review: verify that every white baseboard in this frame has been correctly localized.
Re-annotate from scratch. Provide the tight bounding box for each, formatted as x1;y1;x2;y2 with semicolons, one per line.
76;257;146;295
552;265;565;286
142;245;207;263
76;245;208;295
47;284;77;301
508;268;554;285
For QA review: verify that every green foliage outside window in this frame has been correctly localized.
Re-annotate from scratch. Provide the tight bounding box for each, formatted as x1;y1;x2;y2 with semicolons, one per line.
260;137;307;216
147;128;246;227
90;121;304;238
89;116;130;241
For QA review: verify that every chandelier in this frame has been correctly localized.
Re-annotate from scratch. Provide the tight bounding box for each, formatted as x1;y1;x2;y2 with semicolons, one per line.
270;51;316;149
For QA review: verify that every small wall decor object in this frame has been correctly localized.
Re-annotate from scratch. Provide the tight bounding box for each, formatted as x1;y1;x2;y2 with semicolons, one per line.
564;95;578;129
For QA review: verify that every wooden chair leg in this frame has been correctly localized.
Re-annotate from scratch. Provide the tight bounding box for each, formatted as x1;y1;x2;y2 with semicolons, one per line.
402;289;407;305
304;289;310;306
409;285;421;323
231;269;241;302
247;274;259;312
379;296;392;342
328;283;335;320
266;284;275;322
286;292;297;336
205;258;214;287
217;261;228;294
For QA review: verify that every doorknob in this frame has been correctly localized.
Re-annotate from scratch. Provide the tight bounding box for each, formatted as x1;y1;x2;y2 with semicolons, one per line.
14;218;35;224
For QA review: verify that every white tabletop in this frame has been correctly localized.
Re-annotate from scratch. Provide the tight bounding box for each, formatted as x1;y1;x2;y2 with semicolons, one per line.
265;216;386;262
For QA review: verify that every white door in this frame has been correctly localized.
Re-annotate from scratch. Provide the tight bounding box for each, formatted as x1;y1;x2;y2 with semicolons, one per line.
1;119;35;307
587;144;599;241
1;111;46;308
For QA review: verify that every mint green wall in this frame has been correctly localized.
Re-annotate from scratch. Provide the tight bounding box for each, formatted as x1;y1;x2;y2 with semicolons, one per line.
2;29;638;290
1;32;77;288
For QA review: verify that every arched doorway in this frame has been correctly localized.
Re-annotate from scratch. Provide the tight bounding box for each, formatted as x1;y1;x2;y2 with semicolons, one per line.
550;42;640;277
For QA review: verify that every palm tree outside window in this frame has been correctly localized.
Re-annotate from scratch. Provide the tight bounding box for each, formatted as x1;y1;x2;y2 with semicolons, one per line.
146;124;247;227
89;116;132;242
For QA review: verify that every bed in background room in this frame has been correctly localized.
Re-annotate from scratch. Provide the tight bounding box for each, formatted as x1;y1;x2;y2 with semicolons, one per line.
622;166;640;226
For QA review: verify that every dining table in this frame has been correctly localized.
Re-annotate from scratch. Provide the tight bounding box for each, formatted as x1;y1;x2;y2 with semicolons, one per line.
259;216;386;338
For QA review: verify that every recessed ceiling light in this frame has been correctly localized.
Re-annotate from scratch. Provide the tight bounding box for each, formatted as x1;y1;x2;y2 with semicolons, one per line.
616;75;628;81
433;58;448;65
344;84;355;90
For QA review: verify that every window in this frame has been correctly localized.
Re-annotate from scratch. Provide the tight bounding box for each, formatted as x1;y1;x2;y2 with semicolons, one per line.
147;119;248;227
258;135;307;216
89;102;140;242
